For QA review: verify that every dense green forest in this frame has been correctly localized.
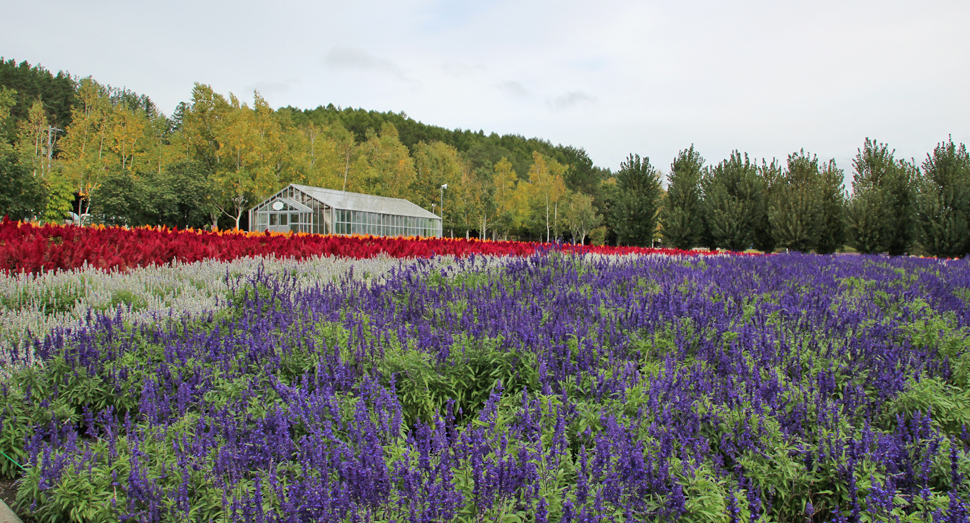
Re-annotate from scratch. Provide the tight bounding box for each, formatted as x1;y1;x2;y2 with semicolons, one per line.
2;57;969;255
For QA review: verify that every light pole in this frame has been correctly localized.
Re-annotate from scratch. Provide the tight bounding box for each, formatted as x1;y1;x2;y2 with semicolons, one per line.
440;184;447;238
439;184;447;216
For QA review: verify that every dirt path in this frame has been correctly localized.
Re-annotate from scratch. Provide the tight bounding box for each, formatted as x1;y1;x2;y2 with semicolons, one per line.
0;479;25;522
0;479;16;508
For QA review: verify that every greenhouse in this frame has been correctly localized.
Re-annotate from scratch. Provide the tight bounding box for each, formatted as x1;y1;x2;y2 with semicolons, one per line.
249;184;442;237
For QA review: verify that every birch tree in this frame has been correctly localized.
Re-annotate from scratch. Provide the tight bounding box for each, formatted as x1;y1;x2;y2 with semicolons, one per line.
59;78;112;215
527;151;567;242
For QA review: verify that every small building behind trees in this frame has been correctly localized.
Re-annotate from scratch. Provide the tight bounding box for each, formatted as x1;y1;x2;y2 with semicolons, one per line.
249;184;442;237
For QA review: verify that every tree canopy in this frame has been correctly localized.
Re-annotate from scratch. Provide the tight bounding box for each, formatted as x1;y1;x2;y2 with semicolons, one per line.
915;138;970;258
662;146;705;249
4;56;970;255
611;154;662;247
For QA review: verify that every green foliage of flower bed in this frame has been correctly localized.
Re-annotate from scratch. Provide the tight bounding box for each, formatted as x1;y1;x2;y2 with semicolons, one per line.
1;253;969;522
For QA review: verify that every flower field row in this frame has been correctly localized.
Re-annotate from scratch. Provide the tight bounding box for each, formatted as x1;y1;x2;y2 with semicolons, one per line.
0;254;472;372
1;253;968;521
0;219;715;274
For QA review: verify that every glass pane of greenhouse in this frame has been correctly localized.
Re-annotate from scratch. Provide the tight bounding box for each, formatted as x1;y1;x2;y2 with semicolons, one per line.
249;184;441;238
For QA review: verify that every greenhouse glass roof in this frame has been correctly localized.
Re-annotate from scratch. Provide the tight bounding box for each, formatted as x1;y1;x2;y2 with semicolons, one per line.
290;184;438;219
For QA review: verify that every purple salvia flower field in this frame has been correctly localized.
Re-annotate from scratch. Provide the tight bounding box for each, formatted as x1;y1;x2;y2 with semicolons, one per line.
1;253;969;521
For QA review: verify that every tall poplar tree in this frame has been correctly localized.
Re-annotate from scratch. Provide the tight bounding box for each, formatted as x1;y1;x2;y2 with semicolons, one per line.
15;98;75;222
915;137;970;257
662;145;705;249
106;104;146;171
611;153;662;247
15;99;52;178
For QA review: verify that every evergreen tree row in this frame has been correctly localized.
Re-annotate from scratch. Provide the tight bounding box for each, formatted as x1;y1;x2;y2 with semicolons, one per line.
656;138;970;257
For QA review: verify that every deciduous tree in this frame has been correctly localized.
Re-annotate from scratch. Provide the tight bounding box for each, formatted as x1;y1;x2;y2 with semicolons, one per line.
0;151;46;221
206;91;286;229
90;168;138;226
355;122;416;199
59;78;112;216
412;141;463;217
526;151;567;242
15;99;52;178
282;119;351;190
491;157;521;239
462;164;496;239
563;191;602;245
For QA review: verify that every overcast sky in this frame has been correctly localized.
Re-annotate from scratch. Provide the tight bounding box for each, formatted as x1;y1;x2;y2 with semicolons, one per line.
3;0;968;178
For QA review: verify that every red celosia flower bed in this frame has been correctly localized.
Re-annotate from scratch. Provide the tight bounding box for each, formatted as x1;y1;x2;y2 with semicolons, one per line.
0;218;722;274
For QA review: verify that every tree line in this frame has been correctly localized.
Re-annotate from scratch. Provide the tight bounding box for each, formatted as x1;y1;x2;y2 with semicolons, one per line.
654;139;970;257
1;58;968;256
0;58;610;242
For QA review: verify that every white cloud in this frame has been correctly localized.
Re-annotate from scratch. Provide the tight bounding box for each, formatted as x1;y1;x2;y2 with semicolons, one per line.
549;91;596;111
496;81;530;99
322;47;407;80
440;62;481;78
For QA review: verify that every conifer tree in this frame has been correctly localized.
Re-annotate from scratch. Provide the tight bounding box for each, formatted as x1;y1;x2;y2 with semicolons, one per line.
753;159;782;252
661;146;705;249
915;137;970;257
815;160;846;254
845;139;916;254
769;150;846;253
611;153;662;246
701;151;764;251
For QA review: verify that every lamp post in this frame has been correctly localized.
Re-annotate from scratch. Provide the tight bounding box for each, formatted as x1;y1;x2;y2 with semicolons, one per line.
440;184;447;238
